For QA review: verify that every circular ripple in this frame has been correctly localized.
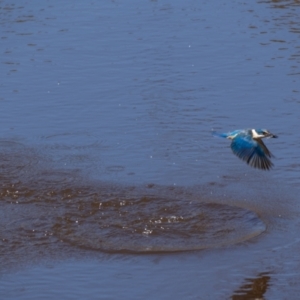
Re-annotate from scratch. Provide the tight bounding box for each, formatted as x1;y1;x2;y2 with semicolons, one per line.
53;197;266;253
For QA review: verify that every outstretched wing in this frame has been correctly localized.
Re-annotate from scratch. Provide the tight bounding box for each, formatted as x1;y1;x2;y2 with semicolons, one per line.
230;135;273;170
255;138;273;158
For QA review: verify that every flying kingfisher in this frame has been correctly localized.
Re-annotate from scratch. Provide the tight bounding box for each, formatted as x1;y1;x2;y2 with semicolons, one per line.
212;129;278;170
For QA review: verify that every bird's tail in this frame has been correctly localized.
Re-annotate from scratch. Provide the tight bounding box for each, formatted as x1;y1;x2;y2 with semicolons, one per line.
211;131;229;138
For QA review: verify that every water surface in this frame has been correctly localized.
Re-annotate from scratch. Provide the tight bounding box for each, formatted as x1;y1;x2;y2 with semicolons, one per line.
1;0;300;299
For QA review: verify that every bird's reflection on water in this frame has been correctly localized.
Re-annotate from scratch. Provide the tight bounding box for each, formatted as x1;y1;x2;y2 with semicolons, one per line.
231;272;271;300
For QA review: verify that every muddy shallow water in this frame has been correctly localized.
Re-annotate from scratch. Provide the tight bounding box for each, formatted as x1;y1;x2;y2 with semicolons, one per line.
0;146;267;257
0;149;298;299
1;0;300;299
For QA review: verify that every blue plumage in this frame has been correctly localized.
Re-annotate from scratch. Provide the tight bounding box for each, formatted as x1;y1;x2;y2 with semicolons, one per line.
212;129;278;170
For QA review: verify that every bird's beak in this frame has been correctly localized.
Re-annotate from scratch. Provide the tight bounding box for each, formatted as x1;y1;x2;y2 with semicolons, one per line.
268;133;278;138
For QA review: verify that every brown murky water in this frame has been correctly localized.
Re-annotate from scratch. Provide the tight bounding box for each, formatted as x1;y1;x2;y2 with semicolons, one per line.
1;0;300;299
0;143;266;258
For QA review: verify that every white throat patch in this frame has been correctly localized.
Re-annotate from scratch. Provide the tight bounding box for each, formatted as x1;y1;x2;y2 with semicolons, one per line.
252;129;264;139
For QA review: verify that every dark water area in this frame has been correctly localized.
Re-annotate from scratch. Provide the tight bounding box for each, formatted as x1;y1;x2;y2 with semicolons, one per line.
1;0;300;299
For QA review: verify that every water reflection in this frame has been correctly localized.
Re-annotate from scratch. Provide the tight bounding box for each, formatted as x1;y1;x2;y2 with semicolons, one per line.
231;272;271;300
256;0;300;76
269;0;300;8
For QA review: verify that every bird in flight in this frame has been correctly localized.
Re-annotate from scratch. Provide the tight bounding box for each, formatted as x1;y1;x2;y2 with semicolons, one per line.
212;128;278;170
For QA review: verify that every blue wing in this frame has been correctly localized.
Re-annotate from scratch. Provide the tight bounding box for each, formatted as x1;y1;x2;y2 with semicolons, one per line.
230;135;273;170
